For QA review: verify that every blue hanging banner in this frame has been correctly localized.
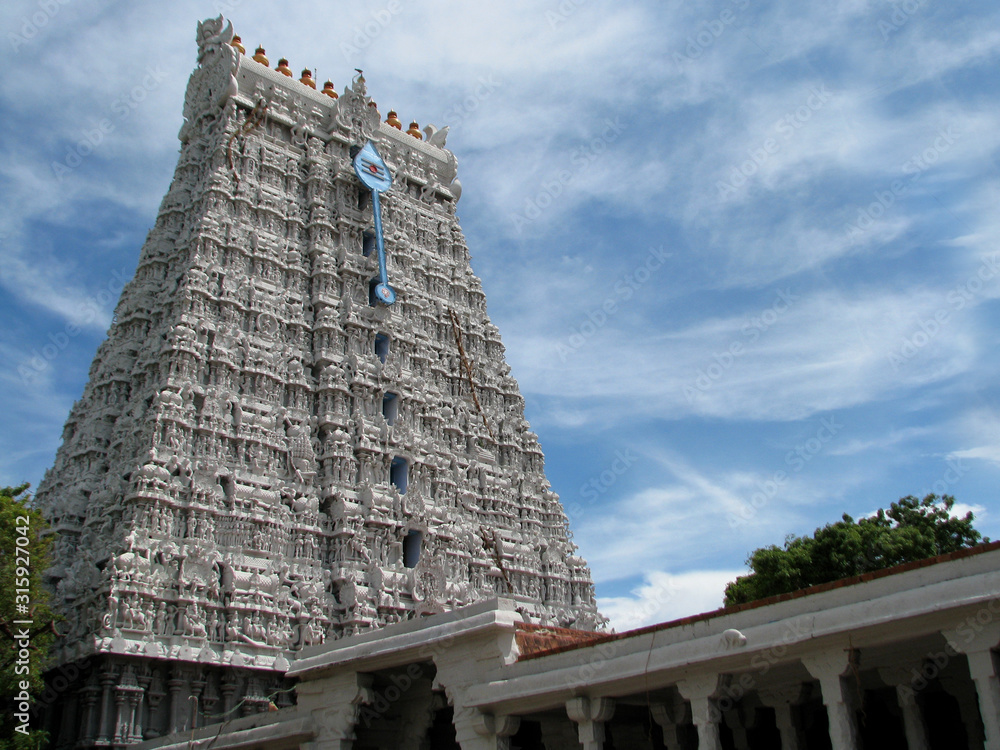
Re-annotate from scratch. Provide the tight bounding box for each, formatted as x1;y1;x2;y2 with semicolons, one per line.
353;141;396;305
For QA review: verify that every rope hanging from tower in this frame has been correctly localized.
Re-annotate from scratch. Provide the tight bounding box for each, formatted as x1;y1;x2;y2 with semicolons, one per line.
479;526;512;594
448;307;495;442
226;97;269;186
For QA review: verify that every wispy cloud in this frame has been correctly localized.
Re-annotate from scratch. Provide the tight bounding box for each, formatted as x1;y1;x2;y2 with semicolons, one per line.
600;569;743;632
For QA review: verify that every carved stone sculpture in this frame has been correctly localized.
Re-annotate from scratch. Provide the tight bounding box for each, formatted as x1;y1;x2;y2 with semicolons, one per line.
35;17;602;746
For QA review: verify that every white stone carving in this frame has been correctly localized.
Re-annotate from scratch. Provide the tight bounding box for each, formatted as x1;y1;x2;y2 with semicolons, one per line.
35;15;602;745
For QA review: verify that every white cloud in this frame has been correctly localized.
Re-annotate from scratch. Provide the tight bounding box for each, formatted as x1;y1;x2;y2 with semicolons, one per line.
600;570;742;632
508;286;981;427
951;502;987;522
572;449;832;583
949;446;1000;464
829;426;934;457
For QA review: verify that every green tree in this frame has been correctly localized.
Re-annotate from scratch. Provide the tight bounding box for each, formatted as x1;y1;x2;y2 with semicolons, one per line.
724;494;987;606
1;484;57;749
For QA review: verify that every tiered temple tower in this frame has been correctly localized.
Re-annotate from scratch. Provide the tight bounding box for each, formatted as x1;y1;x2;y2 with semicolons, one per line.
35;17;601;747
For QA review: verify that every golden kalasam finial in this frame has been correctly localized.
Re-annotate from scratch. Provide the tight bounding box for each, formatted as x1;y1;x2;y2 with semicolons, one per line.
299;69;316;89
385;111;402;130
276;58;293;77
321;81;338;99
231;35;246;55
406;121;423;139
253;46;269;66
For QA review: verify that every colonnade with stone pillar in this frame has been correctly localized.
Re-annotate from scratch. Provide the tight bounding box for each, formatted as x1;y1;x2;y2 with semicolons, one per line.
443;635;997;750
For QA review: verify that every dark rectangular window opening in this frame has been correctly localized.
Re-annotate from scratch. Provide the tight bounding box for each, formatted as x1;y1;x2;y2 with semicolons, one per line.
368;278;379;306
362;229;376;257
403;530;422;568
374;333;389;363
390;456;408;494
358;189;369;211
382;392;399;426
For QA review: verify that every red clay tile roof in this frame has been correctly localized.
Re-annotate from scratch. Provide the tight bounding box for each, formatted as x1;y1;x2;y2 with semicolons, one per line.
515;622;606;659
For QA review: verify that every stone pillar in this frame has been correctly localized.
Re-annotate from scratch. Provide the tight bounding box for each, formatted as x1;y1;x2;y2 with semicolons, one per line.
79;681;100;743
128;689;143;743
941;675;987;750
135;669;151;742
802;648;861;750
297;672;374;750
723;704;754;750
566;696;615;750
97;666;117;744
942;624;1000;750
677;674;728;750
56;689;80;747
452;708;520;750
650;695;692;750
167;667;191;735
220;675;239;719
878;665;930;750
190;677;206;729
112;688;128;745
758;685;806;750
397;685;439;750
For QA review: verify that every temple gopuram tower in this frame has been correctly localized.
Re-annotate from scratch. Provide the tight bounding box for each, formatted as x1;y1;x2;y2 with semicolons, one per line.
35;17;601;747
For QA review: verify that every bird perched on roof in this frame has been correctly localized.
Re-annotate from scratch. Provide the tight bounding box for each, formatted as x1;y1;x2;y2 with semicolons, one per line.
423;124;450;148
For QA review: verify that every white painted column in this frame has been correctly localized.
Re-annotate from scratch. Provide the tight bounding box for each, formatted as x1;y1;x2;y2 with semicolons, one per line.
297;672;375;750
941;675;987;750
650;696;691;750
566;696;615;750
758;685;806;750
943;625;1000;750
453;708;520;750
878;665;930;750
802;649;861;750
723;705;753;750
677;674;728;750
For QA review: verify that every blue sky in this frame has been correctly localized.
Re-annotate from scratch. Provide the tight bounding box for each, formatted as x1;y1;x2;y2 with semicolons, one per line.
2;0;999;631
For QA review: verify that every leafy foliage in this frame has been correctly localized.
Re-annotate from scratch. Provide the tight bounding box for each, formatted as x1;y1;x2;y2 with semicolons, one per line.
1;484;57;749
724;494;987;606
